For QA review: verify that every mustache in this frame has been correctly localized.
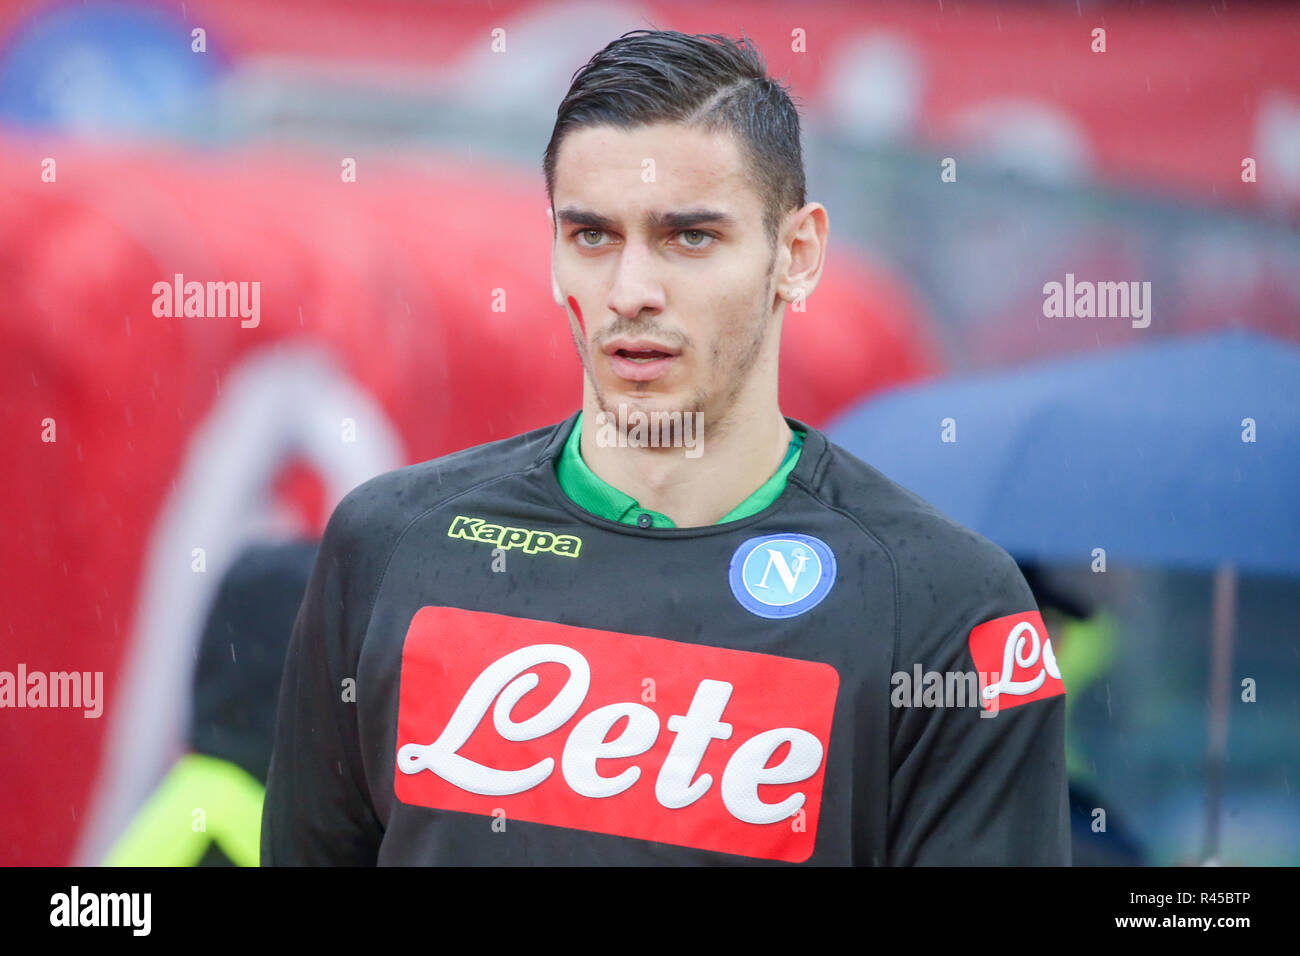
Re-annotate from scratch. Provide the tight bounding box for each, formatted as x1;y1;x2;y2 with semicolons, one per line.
591;318;692;351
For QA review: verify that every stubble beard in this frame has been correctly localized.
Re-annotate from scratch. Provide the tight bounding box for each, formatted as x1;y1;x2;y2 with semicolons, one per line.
574;256;778;447
707;255;779;445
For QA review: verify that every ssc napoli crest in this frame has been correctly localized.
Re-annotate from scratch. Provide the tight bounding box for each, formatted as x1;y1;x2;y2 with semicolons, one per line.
729;533;836;619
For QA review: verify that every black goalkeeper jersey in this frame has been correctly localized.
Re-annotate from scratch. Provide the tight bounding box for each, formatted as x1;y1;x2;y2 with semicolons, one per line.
261;412;1070;865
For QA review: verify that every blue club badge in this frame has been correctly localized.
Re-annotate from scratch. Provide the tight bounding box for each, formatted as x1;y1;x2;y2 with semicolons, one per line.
729;533;836;619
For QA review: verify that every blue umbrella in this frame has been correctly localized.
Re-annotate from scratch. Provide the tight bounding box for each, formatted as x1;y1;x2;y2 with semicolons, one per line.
826;329;1300;576
826;328;1300;863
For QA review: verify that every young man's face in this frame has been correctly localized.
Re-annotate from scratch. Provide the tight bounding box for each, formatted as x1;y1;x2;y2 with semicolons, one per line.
550;122;783;433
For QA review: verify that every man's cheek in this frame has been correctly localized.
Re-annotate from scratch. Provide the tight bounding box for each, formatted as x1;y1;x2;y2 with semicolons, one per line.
567;296;585;336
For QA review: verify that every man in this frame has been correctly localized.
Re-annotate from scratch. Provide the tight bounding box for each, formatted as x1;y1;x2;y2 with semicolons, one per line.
261;29;1069;865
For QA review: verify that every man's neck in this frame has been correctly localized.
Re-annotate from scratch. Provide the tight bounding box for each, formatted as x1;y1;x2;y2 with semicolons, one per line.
578;398;793;528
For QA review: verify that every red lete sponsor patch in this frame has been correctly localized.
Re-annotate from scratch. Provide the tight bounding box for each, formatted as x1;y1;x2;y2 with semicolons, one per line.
394;606;840;862
967;610;1066;713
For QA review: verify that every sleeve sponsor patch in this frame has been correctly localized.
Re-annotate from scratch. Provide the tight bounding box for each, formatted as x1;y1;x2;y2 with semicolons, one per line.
966;611;1066;713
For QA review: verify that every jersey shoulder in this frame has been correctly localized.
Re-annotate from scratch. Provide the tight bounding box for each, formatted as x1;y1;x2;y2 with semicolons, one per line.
322;417;565;557
808;432;1023;574
805;432;1036;658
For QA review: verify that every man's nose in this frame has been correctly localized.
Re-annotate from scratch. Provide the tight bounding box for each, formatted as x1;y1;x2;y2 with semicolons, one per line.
606;239;665;319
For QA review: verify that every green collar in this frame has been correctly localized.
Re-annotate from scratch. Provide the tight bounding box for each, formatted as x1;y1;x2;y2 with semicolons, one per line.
554;411;805;528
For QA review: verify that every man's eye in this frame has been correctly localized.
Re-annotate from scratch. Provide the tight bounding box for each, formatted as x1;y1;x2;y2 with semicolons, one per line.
678;230;715;248
577;229;606;247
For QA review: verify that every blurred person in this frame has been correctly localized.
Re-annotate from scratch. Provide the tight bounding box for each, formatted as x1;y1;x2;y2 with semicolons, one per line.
105;540;318;866
1019;564;1146;867
262;29;1068;865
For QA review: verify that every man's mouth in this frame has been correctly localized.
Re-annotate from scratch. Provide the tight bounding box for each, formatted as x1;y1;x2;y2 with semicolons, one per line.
603;339;680;383
617;348;673;363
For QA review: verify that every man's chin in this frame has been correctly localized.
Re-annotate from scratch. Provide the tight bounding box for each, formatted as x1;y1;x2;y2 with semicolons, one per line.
595;389;700;420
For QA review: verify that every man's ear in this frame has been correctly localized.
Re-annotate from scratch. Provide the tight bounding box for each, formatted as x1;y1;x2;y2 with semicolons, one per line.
551;267;565;309
547;206;565;308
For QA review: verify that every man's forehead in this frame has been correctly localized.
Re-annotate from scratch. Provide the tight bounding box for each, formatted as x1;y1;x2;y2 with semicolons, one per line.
552;122;760;220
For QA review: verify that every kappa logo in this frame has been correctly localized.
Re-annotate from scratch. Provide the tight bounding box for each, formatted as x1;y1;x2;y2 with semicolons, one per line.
728;533;837;619
447;515;582;557
394;606;840;862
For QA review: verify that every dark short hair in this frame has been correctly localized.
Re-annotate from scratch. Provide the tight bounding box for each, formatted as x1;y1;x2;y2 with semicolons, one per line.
544;29;806;249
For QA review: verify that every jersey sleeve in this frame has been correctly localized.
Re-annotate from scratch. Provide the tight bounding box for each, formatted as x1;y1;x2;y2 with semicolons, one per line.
887;534;1070;865
261;490;385;865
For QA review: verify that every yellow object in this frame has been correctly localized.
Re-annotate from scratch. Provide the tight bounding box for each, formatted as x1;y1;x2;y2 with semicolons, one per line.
1053;611;1118;779
103;753;264;866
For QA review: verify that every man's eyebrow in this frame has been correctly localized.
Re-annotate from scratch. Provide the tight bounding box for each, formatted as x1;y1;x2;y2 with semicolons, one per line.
647;208;738;230
555;207;738;231
556;208;618;231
